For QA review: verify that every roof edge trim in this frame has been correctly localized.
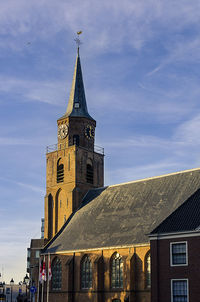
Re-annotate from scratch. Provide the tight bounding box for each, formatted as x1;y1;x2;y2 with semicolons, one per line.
149;229;200;240
42;242;150;255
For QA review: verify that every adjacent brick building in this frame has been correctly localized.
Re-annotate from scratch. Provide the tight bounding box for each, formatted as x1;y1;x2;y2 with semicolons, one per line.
150;188;200;302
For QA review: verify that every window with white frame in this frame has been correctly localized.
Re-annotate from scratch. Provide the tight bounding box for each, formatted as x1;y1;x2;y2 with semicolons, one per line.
171;279;188;302
170;242;187;266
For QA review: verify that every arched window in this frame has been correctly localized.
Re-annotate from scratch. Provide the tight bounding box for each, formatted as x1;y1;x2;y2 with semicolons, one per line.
73;135;79;146
48;194;53;239
145;252;151;288
112;300;121;302
57;159;64;183
86;164;93;184
81;255;92;289
52;257;62;290
111;253;123;288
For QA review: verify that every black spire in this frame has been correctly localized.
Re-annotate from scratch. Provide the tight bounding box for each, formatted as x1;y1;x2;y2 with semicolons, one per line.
60;49;94;121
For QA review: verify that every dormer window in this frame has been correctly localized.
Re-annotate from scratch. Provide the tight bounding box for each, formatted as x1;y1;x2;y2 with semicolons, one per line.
74;103;80;108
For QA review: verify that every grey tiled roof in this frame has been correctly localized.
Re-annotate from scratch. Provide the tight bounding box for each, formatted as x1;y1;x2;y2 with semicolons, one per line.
44;168;200;254
59;53;94;121
150;188;200;234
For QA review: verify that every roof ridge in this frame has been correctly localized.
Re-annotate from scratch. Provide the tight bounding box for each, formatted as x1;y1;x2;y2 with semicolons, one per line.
108;167;200;188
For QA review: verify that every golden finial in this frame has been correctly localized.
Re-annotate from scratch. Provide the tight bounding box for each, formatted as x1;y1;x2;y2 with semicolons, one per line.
74;31;83;54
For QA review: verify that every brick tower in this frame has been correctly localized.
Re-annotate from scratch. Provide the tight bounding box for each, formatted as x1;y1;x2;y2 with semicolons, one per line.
44;48;104;240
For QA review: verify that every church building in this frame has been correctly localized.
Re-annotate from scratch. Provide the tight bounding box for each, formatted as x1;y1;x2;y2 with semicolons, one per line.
34;46;200;302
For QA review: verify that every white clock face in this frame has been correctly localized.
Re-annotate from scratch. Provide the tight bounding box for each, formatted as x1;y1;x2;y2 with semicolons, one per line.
58;124;68;139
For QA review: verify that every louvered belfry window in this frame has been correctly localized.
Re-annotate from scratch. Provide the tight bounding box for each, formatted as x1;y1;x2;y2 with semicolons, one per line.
111;253;123;288
86;164;93;184
52;257;62;290
57;159;64;183
81;256;92;289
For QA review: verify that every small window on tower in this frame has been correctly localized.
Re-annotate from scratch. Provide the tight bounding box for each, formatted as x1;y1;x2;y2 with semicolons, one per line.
73;135;79;146
86;164;93;184
57;159;64;183
35;250;40;258
74;103;80;108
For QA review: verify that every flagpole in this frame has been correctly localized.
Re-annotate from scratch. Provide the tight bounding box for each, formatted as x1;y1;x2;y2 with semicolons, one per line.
41;281;44;302
37;257;41;302
41;255;46;302
47;254;49;302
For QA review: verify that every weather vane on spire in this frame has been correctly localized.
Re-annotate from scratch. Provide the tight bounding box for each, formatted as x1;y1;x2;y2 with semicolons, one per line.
74;31;83;54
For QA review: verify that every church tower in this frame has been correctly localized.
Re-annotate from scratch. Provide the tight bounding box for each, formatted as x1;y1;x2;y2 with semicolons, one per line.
44;48;104;240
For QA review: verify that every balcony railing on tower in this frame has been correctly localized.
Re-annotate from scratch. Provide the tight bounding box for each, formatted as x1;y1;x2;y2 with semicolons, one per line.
46;142;104;155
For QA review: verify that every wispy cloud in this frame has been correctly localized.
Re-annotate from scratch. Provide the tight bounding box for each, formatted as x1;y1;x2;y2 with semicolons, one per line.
0;176;44;193
0;76;67;105
1;0;200;53
147;36;200;76
107;159;188;185
105;112;200;150
174;114;200;144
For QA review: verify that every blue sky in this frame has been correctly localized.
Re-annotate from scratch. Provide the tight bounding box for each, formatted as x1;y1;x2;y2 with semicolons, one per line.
1;0;200;283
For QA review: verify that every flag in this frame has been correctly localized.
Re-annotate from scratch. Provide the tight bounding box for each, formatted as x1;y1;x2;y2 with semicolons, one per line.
48;254;52;281
42;256;46;281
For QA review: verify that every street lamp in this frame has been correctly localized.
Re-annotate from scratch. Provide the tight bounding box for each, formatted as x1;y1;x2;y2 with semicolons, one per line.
10;278;14;302
23;275;29;299
18;282;22;297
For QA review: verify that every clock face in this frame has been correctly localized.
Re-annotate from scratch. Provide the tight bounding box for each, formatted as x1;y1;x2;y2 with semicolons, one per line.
90;128;95;138
85;125;95;139
58;124;68;139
